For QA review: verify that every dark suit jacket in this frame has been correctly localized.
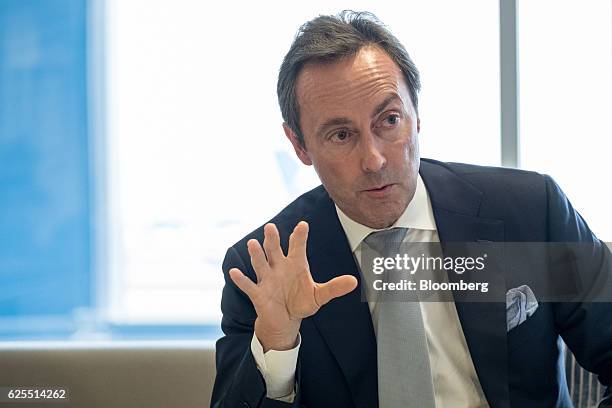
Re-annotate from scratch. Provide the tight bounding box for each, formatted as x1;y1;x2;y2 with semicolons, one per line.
211;159;612;408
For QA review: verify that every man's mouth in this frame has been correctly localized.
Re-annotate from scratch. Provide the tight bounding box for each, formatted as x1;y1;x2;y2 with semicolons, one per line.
363;184;394;197
365;183;392;191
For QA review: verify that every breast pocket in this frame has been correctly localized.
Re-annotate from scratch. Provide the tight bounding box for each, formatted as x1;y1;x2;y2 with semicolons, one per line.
506;303;553;353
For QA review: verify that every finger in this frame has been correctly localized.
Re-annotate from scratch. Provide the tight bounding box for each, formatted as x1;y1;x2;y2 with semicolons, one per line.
263;223;284;265
247;239;270;282
229;268;258;298
288;221;309;260
314;275;358;307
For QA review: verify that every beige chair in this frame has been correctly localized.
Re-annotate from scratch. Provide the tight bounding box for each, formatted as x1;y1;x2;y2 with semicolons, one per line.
0;341;216;408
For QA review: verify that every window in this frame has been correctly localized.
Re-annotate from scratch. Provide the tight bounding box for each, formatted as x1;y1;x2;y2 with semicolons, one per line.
4;0;607;340
518;0;612;241
0;0;91;340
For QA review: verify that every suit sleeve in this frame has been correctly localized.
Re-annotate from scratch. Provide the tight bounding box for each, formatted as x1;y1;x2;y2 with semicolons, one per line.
543;175;612;395
210;246;305;408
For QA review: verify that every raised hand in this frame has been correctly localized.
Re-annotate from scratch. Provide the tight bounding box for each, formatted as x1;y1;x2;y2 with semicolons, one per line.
229;221;358;352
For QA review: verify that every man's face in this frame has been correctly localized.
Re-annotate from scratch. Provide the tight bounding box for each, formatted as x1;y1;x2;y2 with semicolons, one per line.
284;46;421;229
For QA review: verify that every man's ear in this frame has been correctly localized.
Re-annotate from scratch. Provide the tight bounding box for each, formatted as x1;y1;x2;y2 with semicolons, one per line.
283;123;312;166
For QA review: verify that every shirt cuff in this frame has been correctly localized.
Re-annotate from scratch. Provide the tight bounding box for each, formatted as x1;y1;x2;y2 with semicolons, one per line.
250;332;301;402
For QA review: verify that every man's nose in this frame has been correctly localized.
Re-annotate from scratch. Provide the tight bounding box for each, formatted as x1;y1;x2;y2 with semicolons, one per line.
360;131;386;173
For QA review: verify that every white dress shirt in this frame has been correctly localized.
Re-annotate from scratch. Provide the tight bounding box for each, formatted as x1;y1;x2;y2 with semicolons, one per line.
251;175;490;407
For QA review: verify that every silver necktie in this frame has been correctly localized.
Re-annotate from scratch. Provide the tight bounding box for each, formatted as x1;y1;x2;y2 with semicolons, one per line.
363;228;436;408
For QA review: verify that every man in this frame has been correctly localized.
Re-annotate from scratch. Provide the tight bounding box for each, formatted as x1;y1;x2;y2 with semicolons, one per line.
211;11;612;408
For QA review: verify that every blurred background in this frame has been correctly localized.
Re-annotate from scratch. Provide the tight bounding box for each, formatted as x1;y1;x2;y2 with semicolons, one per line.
0;0;610;343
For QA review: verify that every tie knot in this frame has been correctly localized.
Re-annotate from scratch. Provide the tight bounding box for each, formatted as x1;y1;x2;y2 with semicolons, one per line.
363;227;408;257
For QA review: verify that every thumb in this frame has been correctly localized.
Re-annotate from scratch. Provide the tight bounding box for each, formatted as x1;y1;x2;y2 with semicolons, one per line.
314;275;358;307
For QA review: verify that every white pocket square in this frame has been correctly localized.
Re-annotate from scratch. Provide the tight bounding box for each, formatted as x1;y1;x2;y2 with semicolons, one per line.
506;285;538;331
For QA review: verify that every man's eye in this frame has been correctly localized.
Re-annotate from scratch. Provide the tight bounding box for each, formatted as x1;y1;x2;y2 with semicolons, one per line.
384;114;400;126
331;130;350;142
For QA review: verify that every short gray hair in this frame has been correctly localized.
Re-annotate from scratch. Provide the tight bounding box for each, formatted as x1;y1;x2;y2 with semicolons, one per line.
277;10;421;147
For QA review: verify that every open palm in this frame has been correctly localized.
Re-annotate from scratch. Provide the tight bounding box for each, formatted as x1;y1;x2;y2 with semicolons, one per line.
229;221;358;351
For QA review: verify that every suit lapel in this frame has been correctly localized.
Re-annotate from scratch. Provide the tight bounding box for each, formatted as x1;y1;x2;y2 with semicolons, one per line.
420;159;511;408
305;190;379;408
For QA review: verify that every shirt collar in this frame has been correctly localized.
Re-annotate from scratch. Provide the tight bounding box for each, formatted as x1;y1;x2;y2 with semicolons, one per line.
335;174;437;252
